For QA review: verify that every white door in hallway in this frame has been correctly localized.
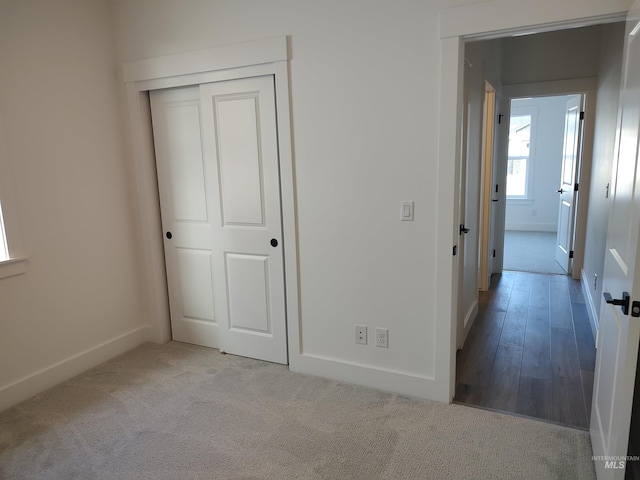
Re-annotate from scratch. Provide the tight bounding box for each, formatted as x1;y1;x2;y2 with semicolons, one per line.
151;86;219;348
200;76;288;365
591;4;640;478
555;94;583;273
150;77;288;365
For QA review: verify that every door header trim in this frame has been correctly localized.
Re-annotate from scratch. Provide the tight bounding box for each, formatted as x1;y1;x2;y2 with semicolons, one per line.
122;36;289;84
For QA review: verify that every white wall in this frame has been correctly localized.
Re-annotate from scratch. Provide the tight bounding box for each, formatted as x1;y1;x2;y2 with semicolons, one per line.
582;22;626;334
505;95;575;232
501;25;603;85
0;0;148;411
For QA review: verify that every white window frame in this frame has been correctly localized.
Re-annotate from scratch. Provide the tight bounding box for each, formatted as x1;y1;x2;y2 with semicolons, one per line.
0;202;8;261
506;104;538;203
0;122;27;279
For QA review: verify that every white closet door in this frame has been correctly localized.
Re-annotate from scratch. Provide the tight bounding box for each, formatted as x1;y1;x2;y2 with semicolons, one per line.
150;86;219;348
200;76;287;365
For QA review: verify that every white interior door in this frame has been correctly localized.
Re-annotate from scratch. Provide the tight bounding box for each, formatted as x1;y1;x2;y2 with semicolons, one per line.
150;86;219;348
555;94;583;273
200;76;288;365
457;81;473;349
591;5;640;478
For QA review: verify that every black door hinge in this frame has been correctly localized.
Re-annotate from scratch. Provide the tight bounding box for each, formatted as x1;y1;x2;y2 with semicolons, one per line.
495;184;499;193
453;245;458;256
498;114;504;124
569;250;574;259
492;249;496;258
579;111;585;121
575;183;579;191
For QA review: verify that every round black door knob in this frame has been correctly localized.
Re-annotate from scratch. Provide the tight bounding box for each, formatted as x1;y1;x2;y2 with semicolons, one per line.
166;232;172;239
270;238;278;247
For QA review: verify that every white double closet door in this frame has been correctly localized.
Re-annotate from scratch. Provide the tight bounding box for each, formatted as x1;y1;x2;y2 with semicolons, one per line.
150;76;287;364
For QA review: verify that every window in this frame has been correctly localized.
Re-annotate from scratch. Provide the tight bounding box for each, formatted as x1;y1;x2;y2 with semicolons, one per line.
0;196;27;278
507;114;531;197
0;201;8;262
0;122;27;277
506;103;537;200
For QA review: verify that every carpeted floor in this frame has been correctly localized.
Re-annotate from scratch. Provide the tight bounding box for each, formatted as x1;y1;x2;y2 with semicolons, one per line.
0;342;595;479
503;231;566;275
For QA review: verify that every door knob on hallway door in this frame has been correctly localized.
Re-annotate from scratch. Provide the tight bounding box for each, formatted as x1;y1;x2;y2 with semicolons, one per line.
604;291;630;315
459;224;470;235
557;188;564;193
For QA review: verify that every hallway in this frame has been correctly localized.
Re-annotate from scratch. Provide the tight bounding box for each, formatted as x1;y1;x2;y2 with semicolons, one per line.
454;271;595;429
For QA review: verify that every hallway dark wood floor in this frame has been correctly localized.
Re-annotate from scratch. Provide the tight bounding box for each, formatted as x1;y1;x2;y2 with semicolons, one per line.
454;271;596;429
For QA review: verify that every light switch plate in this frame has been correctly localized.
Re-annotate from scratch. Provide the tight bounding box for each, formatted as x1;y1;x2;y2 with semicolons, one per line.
401;201;414;221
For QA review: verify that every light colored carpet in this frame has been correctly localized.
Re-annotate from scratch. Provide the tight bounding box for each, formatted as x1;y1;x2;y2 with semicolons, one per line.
0;342;595;479
503;231;567;275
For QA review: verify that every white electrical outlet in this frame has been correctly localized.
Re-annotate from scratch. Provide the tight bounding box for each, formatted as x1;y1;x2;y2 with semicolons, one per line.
376;328;388;348
355;325;367;345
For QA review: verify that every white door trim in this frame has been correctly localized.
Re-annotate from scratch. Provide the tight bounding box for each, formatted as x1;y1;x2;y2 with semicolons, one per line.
437;7;629;402
122;37;301;370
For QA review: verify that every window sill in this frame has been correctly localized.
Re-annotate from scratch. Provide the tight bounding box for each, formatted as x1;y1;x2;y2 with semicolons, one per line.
0;257;28;279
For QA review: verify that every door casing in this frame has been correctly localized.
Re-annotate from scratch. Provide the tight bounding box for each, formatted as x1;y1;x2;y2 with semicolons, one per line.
438;9;627;402
495;81;597;281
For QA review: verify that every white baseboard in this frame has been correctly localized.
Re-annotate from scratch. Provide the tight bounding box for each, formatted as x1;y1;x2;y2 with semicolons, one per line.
459;300;478;349
504;223;557;232
0;325;151;412
581;269;599;346
291;353;447;402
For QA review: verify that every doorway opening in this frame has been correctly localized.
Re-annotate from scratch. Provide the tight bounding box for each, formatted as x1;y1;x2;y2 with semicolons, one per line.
503;94;583;276
453;26;607;430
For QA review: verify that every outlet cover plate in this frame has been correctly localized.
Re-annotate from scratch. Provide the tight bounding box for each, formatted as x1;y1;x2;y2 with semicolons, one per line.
355;325;367;345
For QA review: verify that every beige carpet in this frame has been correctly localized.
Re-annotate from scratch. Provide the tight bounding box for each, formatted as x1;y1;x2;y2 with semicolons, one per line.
0;342;595;479
503;231;566;275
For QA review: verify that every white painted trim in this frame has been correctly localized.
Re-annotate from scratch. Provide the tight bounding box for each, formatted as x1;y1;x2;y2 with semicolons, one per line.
581;268;600;346
273;61;302;370
458;300;478;350
0;115;26;263
437;6;630;404
504;223;558;232
439;0;629;40
0;325;150;412
292;354;440;401
122;37;288;83
435;36;464;403
0;257;27;279
122;37;301;367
